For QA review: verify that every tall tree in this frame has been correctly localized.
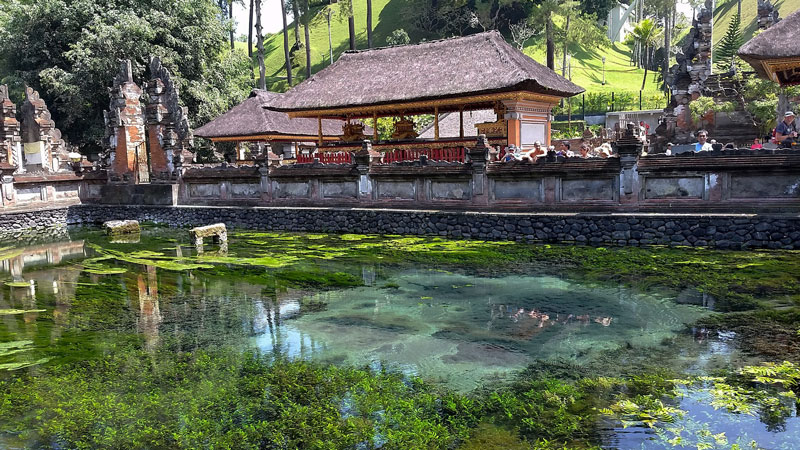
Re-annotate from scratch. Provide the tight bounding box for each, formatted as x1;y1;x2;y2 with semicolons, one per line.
256;0;267;89
290;0;301;48
652;0;677;91
340;0;356;50
555;10;609;76
229;0;234;50
632;18;663;91
300;0;311;79
279;0;293;85
367;0;373;48
248;0;254;56
0;0;252;148
535;0;561;70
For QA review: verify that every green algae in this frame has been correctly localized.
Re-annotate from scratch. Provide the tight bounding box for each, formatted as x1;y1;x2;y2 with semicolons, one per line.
2;228;799;448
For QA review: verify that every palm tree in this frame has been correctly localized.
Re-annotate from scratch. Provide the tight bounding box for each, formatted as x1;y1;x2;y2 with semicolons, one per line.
632;18;662;91
279;0;293;86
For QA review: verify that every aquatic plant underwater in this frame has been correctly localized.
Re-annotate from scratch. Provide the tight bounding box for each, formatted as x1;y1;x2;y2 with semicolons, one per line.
0;227;799;449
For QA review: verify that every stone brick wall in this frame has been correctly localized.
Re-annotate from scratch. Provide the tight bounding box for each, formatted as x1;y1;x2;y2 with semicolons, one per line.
3;204;797;250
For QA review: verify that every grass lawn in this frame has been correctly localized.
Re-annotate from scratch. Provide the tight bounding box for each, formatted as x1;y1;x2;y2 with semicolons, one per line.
240;0;659;95
713;0;800;47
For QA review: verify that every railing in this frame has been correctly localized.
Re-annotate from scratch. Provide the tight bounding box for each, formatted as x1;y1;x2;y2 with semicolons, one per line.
382;147;466;163
296;151;353;164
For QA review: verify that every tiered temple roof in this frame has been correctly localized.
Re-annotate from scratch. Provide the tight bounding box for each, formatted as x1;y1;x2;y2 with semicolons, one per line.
194;90;351;142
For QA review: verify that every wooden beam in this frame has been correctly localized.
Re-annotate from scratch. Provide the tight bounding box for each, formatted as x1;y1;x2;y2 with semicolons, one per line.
317;116;323;146
434;106;439;141
208;134;339;143
373;111;378;142
459;108;464;139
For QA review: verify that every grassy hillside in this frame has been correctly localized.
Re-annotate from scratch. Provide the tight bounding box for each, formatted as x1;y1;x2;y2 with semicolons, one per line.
247;0;661;94
713;0;800;46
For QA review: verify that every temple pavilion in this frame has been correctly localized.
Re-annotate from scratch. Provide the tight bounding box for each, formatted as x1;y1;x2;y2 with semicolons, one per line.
739;9;800;86
194;90;366;161
270;31;584;153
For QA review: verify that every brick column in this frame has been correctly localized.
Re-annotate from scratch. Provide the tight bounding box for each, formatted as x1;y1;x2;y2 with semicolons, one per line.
104;60;146;183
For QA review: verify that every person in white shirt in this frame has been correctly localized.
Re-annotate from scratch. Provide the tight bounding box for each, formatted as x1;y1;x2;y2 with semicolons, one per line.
694;130;712;152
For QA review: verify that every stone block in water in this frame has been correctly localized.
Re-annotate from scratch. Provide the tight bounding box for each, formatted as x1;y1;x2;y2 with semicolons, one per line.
103;220;140;235
189;223;228;251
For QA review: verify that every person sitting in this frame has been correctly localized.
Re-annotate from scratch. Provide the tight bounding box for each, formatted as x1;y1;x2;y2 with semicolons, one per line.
578;143;594;158
527;141;546;160
555;142;568;157
723;142;735;150
775;111;798;147
694;130;712;152
665;142;674;156
502;146;520;162
750;138;763;150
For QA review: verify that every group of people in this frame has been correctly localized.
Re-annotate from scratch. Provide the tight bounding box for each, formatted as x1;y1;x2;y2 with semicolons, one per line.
501;140;615;162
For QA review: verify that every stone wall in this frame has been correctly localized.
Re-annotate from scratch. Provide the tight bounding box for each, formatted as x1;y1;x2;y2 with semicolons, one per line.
171;147;800;213
1;204;798;250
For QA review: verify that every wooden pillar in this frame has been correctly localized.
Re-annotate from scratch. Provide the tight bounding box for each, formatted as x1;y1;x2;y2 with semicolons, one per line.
373;111;378;141
459;108;464;139
434;106;439;141
317;116;323;146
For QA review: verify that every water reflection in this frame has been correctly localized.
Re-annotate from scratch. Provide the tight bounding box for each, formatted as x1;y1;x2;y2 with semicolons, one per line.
0;231;794;448
134;265;161;352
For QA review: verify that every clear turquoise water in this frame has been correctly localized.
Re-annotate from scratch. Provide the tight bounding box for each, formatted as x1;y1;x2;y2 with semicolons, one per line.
0;229;797;449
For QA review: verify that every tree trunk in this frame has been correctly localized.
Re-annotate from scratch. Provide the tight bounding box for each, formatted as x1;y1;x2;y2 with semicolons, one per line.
349;16;356;50
304;17;311;78
737;0;741;18
248;0;254;57
546;16;554;70
561;12;571;77
256;0;267;89
279;0;292;86
327;11;333;65
662;14;668;91
367;0;373;48
641;45;648;91
229;1;234;50
292;0;301;47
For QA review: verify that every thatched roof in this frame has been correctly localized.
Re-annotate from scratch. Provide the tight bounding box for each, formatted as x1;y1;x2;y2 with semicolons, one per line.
739;9;800;80
418;109;497;139
194;90;349;140
271;31;584;115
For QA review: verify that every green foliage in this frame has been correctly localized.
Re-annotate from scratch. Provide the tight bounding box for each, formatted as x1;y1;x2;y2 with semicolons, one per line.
386;28;411;46
740;75;800;137
715;13;743;72
0;0;253;150
690;96;734;129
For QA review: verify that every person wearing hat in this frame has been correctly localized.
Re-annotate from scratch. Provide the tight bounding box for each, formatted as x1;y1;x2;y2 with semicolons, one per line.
775;111;798;147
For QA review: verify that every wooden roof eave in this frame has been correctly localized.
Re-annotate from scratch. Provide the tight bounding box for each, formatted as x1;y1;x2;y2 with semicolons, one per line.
207;134;341;143
283;90;567;120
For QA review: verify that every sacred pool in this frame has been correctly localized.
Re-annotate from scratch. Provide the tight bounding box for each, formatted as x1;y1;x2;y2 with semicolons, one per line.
0;226;798;449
